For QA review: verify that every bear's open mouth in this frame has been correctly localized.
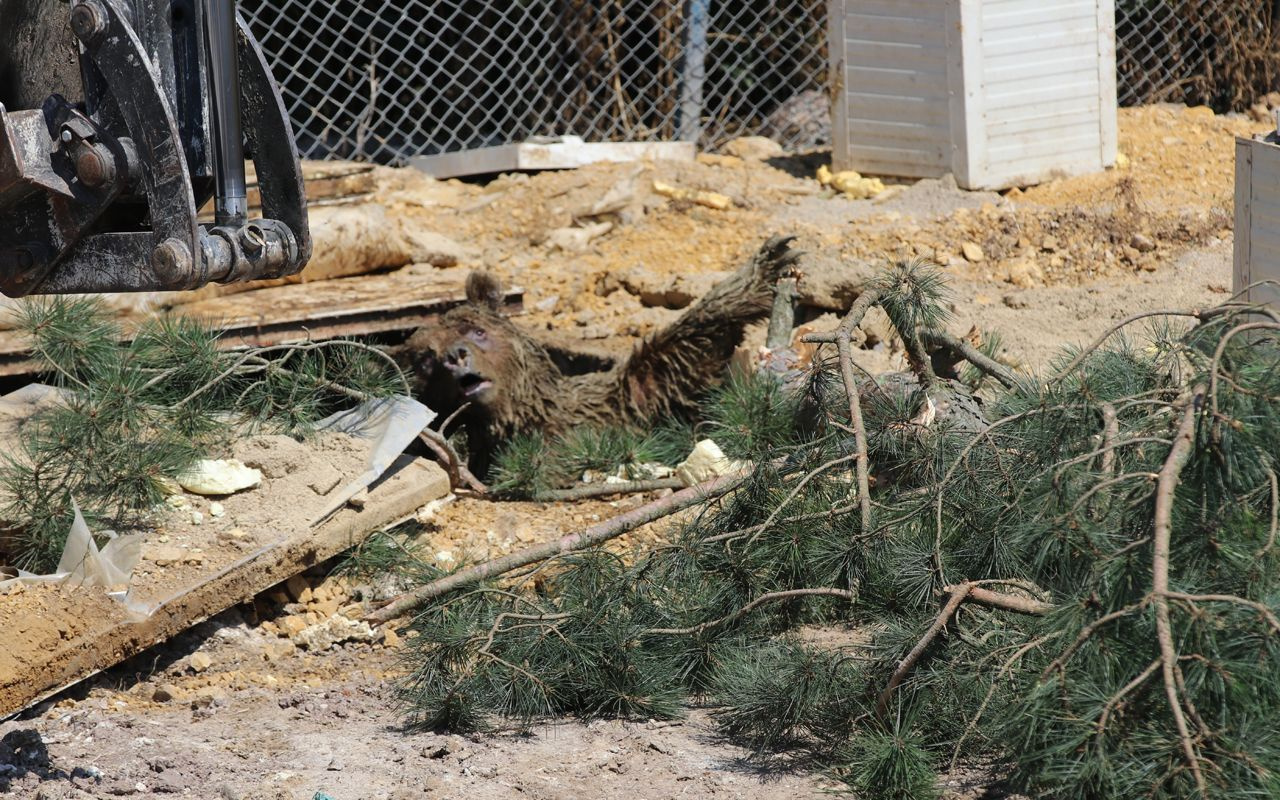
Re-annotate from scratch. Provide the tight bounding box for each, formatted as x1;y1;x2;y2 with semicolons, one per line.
456;373;494;398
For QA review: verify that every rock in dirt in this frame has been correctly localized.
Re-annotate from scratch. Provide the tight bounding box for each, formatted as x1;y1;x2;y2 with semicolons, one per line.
289;615;380;651
152;683;179;703
620;269;728;309
1130;232;1157;252
961;242;986;263
652;179;731;210
1006;258;1044;289
177;459;262;495
307;463;343;497
547;221;613;253
188;653;212;673
793;254;877;312
723;136;784;161
817;165;885;199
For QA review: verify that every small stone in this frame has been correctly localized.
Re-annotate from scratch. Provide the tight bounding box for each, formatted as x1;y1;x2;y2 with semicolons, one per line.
1041;235;1058;252
307;463;344;497
1006;258;1043;289
284;575;310;602
961;242;985;263
327;758;344;771
1002;293;1030;309
189;653;212;673
190;511;204;526
1130;232;1156;252
723;135;784;160
347;488;369;510
149;546;203;567
279;615;309;637
152;684;179;703
177;459;262;496
208;502;225;518
382;627;401;648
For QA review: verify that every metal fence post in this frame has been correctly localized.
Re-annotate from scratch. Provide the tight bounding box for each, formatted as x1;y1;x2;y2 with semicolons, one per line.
676;0;709;144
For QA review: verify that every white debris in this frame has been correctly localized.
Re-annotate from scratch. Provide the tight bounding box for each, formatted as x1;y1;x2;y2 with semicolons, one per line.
190;511;204;526
208;501;225;518
674;439;750;487
415;494;456;524
290;615;380;651
176;459;263;495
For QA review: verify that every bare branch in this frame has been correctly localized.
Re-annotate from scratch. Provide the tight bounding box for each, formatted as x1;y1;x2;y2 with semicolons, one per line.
366;469;751;624
875;583;972;719
919;329;1018;390
538;477;685;502
1151;389;1208;797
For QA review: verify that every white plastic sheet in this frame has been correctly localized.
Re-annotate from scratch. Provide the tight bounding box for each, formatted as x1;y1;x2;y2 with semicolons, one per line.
310;395;437;526
0;501;149;618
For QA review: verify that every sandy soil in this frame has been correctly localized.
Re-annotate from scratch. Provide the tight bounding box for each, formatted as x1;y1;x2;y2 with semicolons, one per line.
1;102;1269;799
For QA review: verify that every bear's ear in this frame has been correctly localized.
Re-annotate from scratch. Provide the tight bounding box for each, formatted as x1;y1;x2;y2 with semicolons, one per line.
465;271;504;311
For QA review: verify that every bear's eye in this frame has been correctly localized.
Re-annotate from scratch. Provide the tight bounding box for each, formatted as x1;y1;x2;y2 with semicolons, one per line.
469;327;488;343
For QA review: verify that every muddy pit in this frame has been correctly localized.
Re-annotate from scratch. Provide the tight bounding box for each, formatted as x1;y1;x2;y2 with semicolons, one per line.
0;103;1269;799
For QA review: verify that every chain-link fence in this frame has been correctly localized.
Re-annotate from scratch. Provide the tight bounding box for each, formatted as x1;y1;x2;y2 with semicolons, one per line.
241;0;1280;168
240;0;828;165
1117;0;1280;110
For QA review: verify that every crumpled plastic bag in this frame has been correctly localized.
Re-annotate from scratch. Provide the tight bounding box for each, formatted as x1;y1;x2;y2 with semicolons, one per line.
309;395;437;526
0;501;149;618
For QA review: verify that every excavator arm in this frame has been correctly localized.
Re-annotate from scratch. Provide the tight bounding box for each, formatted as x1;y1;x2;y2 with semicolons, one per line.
0;0;309;295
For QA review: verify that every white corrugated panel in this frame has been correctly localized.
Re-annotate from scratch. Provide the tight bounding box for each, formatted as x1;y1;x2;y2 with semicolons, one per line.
1233;136;1280;311
829;1;951;177
830;0;1117;190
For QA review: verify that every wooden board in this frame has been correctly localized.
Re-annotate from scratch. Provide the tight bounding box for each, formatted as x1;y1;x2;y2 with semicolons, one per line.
0;452;450;719
197;161;377;222
411;138;694;179
0;271;523;376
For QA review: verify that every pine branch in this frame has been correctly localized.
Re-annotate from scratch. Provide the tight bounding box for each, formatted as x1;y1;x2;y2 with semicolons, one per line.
641;587;855;637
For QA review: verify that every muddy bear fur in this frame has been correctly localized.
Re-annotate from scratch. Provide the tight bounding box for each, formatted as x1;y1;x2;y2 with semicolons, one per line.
399;235;800;475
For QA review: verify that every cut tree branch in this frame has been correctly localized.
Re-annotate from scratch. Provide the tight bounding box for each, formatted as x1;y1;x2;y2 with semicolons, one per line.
537;477;685;501
366;469;751;623
1152;388;1208;797
919;329;1018;389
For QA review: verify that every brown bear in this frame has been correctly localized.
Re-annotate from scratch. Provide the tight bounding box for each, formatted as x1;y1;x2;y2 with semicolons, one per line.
400;235;799;474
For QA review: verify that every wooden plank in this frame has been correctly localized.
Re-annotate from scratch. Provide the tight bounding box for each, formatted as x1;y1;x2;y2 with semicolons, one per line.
197;161;377;223
409;139;694;180
0;454;451;719
0;272;524;377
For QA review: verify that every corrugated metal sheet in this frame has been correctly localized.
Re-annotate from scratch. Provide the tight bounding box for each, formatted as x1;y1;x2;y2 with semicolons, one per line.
830;0;1117;190
1234;137;1280;310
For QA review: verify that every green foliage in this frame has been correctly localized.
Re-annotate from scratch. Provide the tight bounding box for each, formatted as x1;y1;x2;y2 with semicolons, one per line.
489;421;696;499
0;299;403;572
703;366;801;459
397;263;1280;799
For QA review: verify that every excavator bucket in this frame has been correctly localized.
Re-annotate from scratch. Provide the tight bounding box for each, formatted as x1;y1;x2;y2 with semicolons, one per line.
0;0;310;295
